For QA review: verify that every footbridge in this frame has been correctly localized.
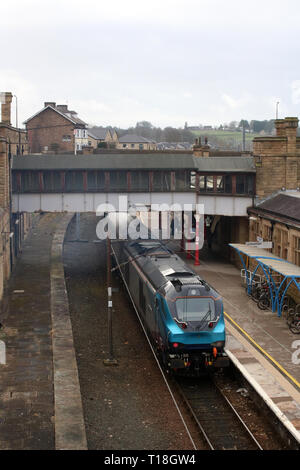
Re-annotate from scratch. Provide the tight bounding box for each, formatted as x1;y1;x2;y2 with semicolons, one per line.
12;153;255;215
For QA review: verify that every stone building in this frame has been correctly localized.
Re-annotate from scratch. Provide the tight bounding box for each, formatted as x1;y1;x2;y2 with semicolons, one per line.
24;102;88;154
248;191;300;266
253;117;300;198
116;134;157;150
87;128;118;149
0;94;33;302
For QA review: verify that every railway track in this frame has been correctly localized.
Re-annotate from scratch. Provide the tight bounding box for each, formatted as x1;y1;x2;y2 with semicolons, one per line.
175;375;263;450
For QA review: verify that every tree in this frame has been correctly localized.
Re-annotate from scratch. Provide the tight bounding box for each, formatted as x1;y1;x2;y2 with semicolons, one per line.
136;121;153;129
239;120;250;130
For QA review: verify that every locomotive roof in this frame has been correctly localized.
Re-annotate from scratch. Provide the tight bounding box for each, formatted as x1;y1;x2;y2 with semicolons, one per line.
124;239;213;292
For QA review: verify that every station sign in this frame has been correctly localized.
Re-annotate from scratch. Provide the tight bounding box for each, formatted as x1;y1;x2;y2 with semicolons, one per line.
245;236;273;249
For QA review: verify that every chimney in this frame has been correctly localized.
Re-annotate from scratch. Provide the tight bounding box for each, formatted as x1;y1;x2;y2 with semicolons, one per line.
44;102;56;108
284;117;298;156
56;105;68;113
1;92;13;125
274;119;286;137
193;135;210;157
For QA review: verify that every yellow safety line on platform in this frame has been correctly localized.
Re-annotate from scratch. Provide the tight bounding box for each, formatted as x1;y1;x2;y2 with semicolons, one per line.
224;311;300;390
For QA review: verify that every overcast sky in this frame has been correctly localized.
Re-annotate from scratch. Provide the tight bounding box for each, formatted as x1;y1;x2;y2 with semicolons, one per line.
1;0;300;128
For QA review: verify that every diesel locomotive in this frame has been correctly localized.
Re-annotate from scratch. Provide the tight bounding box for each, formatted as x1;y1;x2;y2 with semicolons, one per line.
115;237;229;374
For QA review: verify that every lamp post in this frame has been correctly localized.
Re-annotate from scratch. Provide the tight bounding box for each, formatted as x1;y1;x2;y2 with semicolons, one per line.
103;234;118;366
13;94;21;155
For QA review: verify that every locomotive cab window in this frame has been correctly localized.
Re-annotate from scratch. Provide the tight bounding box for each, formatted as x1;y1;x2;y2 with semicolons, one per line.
175;298;215;322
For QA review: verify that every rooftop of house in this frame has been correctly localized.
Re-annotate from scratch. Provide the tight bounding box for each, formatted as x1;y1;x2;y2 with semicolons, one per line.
87;128;113;140
118;134;156;144
24;102;87;127
249;191;300;225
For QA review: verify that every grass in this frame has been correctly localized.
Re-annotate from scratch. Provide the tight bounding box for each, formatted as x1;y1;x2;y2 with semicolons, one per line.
191;129;260;141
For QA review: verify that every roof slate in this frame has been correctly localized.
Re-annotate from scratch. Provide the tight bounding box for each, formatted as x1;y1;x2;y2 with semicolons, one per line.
88;128;110;140
12;154;256;172
118;134;154;143
253;193;300;223
12;153;195;170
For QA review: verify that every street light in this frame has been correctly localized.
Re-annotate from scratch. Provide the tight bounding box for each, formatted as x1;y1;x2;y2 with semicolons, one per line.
276;101;280;120
13;94;21;155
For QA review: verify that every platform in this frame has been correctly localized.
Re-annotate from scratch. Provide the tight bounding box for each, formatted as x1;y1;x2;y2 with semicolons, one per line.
182;248;300;445
0;213;86;450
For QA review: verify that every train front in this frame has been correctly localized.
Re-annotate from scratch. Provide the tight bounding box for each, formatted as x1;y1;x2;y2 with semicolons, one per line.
159;279;229;374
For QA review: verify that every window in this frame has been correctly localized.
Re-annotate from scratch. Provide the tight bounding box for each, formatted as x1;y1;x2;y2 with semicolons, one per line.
109;171;127;191
216;176;224;192
62;135;71;142
292;236;300;266
22;171;39;192
262;222;272;241
236;175;246;193
236;175;254;195
152;171;170;191
175;298;216;322
65;171;83;191
190;171;196;189
199;175;214;192
43;171;61;192
175;171;190;191
274;227;288;259
131;171;149;191
250;218;260;242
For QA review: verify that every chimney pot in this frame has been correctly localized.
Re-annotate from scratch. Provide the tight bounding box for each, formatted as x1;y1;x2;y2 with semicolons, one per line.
44;102;56;108
1;92;13;125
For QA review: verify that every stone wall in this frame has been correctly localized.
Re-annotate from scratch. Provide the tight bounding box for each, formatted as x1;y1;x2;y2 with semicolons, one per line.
0;136;34;303
253;117;300;198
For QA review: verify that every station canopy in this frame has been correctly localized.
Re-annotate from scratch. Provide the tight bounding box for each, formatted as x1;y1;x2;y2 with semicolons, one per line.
229;243;300;316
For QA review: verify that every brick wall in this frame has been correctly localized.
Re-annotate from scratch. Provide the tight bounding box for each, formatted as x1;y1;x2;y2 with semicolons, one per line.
26;107;75;153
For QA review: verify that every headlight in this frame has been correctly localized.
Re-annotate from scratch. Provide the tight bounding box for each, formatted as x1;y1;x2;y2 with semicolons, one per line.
211;341;225;349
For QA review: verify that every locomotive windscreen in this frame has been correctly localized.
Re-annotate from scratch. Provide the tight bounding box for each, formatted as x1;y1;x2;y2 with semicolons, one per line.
175;298;216;322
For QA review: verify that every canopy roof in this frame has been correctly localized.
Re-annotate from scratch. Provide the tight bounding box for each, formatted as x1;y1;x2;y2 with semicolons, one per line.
229;243;300;317
230;243;300;278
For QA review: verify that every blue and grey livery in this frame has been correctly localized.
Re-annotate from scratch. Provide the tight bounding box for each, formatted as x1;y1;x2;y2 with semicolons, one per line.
118;239;229;374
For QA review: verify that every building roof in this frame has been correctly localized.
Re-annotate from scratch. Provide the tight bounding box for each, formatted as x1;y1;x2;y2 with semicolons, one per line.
24;104;87;127
12;154;256;172
12;153;195;170
88;128;111;140
118;134;155;144
249;192;300;225
194;156;255;172
230;243;300;278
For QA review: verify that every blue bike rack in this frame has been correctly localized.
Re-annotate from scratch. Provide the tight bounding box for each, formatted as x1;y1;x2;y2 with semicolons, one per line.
230;244;300;317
